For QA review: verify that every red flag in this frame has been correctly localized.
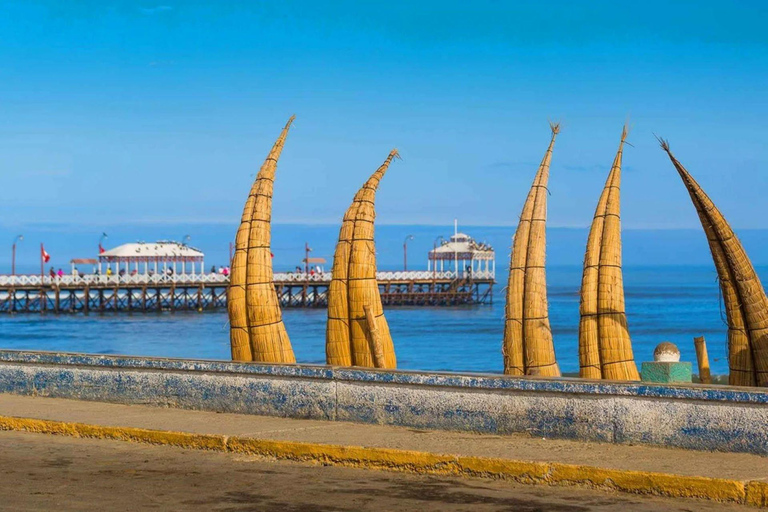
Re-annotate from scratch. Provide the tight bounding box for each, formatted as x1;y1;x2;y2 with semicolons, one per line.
41;245;51;263
99;244;105;254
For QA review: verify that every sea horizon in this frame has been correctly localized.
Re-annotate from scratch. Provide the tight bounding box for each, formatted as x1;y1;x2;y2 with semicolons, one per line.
6;222;768;274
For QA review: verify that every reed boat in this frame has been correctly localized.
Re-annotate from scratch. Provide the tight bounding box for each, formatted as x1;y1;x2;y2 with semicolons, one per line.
326;150;399;369
228;116;296;364
503;123;561;377
578;126;640;381
661;139;768;387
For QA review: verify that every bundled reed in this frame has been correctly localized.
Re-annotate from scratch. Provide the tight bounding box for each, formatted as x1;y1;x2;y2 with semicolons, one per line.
660;139;768;386
325;197;357;366
503;124;561;377
228;116;296;364
578;126;639;380
326;150;398;368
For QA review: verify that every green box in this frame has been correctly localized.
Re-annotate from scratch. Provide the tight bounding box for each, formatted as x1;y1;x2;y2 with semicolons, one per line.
641;361;692;383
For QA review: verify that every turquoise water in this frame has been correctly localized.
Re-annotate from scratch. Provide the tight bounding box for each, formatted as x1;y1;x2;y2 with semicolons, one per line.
0;264;742;375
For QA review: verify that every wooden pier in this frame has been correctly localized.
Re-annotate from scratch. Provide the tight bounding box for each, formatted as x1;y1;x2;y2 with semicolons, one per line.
0;271;494;314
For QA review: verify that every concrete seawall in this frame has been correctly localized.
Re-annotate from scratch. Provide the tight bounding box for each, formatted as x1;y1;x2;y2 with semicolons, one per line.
0;350;765;455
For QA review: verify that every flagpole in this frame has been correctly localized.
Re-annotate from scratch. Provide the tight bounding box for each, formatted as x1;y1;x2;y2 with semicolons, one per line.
99;232;108;255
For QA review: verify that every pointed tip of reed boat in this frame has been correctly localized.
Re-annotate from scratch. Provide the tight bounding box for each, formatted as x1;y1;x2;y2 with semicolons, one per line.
549;121;561;135
655;134;671;154
621;123;629;143
655;136;686;175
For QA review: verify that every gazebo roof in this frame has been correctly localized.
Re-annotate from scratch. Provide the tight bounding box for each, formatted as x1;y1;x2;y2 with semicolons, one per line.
70;258;98;265
429;233;494;260
99;241;204;260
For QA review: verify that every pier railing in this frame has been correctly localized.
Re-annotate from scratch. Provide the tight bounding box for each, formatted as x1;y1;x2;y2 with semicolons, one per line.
272;270;494;282
0;270;494;288
0;273;230;287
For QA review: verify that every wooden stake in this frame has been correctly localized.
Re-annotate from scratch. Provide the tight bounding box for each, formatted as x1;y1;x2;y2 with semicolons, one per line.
694;335;712;384
363;304;385;368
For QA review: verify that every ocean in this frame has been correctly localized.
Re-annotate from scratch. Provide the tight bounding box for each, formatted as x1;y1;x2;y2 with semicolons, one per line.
1;223;765;375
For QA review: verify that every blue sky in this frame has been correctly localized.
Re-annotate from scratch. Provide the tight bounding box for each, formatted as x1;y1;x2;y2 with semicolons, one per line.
0;1;767;229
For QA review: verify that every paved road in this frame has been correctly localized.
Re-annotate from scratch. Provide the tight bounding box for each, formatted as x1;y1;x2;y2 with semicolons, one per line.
0;431;743;511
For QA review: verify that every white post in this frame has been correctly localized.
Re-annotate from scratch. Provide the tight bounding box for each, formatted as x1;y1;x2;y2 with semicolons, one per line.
454;218;458;277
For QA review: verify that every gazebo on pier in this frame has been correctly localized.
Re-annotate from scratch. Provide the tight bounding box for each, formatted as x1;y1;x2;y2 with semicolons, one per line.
99;241;205;275
428;232;495;277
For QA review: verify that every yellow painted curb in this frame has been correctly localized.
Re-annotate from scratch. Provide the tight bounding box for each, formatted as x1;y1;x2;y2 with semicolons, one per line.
229;437;460;474
0;415;227;450
457;456;550;483
747;482;768;507
0;414;762;508
549;462;746;502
